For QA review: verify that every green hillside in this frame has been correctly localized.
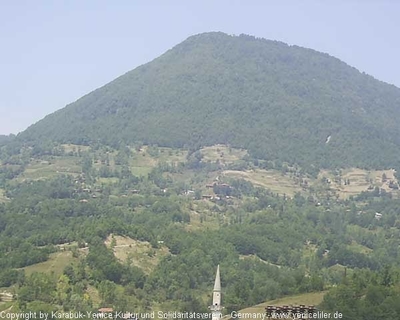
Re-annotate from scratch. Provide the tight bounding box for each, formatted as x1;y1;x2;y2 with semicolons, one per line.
1;143;400;317
17;32;400;172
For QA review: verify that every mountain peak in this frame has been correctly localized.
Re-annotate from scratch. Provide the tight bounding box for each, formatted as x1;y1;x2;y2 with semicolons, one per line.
18;32;400;172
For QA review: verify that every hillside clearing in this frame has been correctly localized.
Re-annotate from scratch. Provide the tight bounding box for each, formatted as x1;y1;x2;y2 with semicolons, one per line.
61;144;91;153
153;147;188;163
319;168;399;199
86;285;101;308
22;251;78;276
239;254;281;268
201;145;248;163
184;207;221;231
16;157;81;181
223;169;302;196
0;188;8;202
104;235;170;274
0;303;14;313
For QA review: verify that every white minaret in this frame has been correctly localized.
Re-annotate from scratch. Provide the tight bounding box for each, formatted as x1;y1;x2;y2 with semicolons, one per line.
209;265;222;320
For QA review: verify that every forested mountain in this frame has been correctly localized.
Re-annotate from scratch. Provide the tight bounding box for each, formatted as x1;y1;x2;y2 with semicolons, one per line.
3;32;400;318
0;134;13;146
17;32;400;171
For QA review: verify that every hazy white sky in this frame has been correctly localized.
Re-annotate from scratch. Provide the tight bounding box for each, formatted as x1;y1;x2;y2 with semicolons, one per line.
1;1;399;134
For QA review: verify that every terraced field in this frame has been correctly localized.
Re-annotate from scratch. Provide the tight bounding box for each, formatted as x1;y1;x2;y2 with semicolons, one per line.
223;169;303;197
16;157;81;181
319;168;399;199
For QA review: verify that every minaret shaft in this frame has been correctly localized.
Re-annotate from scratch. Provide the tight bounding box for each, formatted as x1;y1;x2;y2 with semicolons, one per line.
213;264;221;306
211;265;222;320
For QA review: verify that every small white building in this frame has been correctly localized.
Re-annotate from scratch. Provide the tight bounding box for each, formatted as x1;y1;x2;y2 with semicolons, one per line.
375;212;383;220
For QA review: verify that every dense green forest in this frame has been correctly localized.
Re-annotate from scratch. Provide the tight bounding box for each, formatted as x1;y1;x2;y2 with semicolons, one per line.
1;143;400;319
17;32;400;172
0;135;14;146
320;267;400;320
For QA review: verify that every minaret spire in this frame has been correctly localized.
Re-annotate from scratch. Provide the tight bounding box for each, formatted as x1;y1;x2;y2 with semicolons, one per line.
210;265;223;320
214;264;221;292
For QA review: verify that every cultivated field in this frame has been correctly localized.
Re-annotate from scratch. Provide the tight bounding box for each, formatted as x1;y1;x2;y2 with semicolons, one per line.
22;251;78;276
16;157;81;181
319;168;399;199
4;143;397;201
185;204;222;231
61;144;91;153
104;235;170;274
154;147;188;164
200;145;248;163
223;169;303;196
127;146;187;176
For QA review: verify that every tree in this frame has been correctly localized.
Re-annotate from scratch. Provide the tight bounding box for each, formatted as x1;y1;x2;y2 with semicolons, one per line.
56;274;71;305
